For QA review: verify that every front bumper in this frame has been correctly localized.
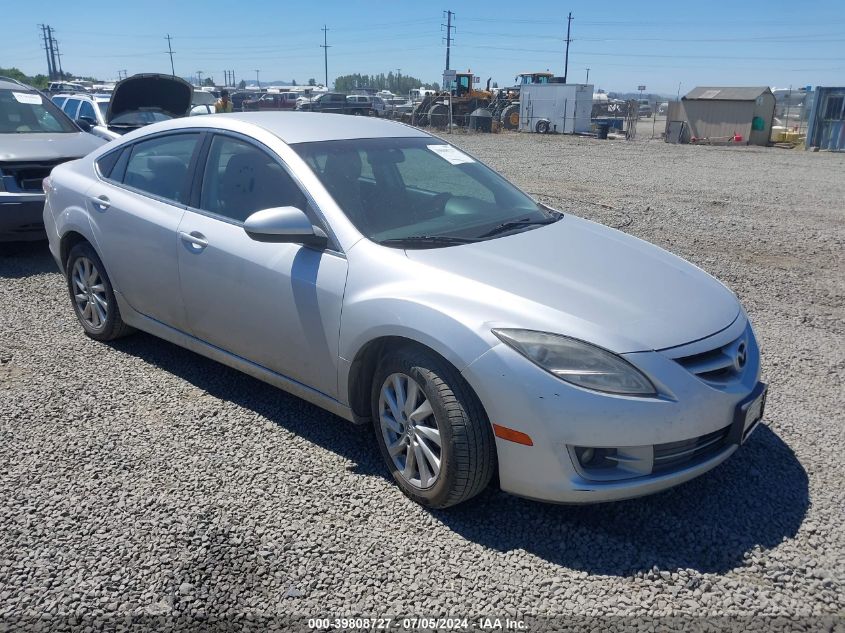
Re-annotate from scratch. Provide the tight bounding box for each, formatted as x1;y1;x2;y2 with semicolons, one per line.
0;194;46;241
461;320;762;504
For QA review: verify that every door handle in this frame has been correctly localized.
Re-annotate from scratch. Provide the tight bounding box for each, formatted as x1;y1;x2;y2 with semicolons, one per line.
179;230;208;249
89;195;110;210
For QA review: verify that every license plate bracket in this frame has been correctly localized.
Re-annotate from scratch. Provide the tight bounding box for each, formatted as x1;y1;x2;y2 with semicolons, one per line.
728;382;768;445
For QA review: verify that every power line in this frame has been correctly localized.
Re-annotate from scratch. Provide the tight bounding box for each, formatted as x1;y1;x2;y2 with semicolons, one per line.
442;10;455;71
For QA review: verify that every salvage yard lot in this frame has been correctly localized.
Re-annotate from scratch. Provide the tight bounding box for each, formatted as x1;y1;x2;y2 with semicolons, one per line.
1;132;843;629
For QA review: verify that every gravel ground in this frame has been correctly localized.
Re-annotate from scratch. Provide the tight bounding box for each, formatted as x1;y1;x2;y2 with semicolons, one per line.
1;132;843;632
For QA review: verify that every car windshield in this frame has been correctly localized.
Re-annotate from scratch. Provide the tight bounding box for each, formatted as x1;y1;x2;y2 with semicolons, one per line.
0;89;78;134
293;137;556;246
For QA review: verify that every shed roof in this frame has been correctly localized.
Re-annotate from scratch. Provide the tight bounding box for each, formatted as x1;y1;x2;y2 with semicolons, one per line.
684;86;771;101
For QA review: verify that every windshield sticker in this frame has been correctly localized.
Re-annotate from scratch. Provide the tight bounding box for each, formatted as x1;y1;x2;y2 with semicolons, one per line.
427;144;475;165
12;92;42;105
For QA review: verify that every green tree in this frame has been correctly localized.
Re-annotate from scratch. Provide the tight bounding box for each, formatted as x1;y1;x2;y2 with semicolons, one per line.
202;77;215;87
0;67;50;89
308;78;316;86
238;79;247;89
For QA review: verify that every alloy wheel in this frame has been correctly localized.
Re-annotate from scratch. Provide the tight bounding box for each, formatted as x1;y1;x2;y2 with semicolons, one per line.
378;373;442;489
71;257;108;330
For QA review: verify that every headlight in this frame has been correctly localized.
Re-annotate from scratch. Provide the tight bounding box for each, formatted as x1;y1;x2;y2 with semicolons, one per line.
492;329;657;396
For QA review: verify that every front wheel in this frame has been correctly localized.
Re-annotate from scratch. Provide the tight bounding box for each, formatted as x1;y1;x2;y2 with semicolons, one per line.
372;348;495;508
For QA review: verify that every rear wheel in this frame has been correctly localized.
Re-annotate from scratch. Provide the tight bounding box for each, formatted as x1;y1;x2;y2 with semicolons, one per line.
372;348;495;508
501;104;520;130
428;103;449;129
65;242;134;341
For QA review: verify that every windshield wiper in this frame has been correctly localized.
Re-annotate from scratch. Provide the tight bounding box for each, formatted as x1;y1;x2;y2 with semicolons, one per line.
477;214;562;239
377;235;480;248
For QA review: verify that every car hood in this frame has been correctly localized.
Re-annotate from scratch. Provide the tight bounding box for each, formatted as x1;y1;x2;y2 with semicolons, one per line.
0;132;104;162
404;215;740;352
107;73;192;124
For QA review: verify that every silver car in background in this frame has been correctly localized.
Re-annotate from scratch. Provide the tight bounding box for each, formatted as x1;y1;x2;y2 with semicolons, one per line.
0;77;104;240
43;112;766;508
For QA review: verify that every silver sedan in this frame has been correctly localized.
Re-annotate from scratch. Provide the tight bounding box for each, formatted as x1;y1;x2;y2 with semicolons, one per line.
43;112;766;508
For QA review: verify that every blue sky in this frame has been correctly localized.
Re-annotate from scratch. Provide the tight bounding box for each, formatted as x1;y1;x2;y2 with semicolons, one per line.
4;0;844;94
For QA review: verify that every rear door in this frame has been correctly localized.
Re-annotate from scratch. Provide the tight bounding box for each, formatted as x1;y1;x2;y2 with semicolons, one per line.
86;131;202;329
176;132;347;397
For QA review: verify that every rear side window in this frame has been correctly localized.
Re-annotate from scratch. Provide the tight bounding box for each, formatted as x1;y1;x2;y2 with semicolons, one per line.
122;133;200;204
96;149;123;179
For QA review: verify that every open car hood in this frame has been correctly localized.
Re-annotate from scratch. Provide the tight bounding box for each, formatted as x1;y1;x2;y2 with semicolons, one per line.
107;74;193;125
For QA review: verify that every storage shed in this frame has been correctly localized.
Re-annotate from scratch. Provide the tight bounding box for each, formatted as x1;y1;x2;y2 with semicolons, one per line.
805;87;845;151
667;86;776;145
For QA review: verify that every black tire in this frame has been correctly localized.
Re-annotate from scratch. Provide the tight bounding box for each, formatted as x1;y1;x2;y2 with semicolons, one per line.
535;119;551;134
501;103;520;130
371;347;495;508
428;103;449;129
65;241;134;342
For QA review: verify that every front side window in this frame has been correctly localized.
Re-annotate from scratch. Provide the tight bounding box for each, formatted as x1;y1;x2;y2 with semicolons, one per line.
200;135;306;222
293;137;553;246
0;89;77;134
122;133;200;203
62;99;80;118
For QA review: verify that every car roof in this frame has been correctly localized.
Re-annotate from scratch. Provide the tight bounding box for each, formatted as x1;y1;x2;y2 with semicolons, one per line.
137;111;429;144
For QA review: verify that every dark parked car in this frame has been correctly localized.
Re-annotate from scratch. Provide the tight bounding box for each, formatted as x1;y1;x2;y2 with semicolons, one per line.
297;92;372;115
243;92;298;111
0;77;104;241
231;91;262;111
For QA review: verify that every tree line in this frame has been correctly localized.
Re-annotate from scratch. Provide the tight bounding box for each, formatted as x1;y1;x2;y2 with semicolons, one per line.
333;72;439;95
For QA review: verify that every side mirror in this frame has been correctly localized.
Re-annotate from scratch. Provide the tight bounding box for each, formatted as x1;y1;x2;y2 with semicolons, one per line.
243;206;328;248
75;118;92;132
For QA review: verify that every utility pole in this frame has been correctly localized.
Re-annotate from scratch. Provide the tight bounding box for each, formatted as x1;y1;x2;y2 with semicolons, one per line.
254;69;260;88
442;11;455;71
320;25;330;88
585;68;590;83
47;26;58;81
563;12;573;84
165;34;175;76
196;70;203;86
39;25;55;80
55;39;64;79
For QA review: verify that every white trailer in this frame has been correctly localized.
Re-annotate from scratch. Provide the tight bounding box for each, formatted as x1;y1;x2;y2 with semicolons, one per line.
519;83;593;133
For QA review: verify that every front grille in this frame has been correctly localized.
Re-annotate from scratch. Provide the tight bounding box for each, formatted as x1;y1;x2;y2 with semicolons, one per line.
673;333;747;384
652;425;731;473
0;160;66;193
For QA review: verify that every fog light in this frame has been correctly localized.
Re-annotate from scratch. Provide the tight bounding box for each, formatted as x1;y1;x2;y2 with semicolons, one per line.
574;446;618;470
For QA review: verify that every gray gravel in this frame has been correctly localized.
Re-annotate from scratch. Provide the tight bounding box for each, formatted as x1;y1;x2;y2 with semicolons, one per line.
1;132;843;632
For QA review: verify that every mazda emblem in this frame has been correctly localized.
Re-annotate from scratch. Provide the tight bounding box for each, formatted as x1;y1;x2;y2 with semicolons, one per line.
735;341;748;371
